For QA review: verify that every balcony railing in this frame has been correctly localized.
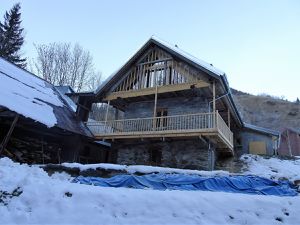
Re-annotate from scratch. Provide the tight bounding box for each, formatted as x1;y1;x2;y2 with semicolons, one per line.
86;112;233;149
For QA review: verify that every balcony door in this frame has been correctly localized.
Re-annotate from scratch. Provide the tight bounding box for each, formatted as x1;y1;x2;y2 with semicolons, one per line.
155;108;168;130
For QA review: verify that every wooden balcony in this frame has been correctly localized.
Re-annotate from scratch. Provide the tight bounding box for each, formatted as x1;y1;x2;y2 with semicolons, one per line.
86;112;234;151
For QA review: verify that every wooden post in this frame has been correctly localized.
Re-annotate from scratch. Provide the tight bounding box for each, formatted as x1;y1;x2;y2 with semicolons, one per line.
213;80;216;113
104;101;110;135
105;101;110;122
114;108;119;120
153;86;158;118
287;129;292;156
227;108;231;129
0;114;19;156
215;110;218;129
153;85;158;129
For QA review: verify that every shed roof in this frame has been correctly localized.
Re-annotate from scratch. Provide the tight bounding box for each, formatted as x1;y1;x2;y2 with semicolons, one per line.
244;123;280;137
0;57;92;137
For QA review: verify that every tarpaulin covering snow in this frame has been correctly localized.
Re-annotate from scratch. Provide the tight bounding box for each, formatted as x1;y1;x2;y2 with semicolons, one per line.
73;174;298;196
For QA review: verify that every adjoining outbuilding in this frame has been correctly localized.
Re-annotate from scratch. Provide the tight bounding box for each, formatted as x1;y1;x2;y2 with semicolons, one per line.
0;57;109;164
277;128;300;156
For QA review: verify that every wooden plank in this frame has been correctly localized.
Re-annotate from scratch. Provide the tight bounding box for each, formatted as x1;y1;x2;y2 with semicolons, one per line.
0;114;19;156
94;129;218;139
104;80;210;101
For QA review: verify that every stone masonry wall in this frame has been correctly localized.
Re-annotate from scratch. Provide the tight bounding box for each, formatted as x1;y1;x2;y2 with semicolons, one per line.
113;139;213;170
124;96;209;119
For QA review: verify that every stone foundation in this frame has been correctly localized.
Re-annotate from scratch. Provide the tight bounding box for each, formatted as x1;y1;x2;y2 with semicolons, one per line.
112;139;215;170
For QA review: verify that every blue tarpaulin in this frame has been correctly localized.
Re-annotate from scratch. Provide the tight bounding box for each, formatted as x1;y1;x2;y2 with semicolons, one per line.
72;174;298;196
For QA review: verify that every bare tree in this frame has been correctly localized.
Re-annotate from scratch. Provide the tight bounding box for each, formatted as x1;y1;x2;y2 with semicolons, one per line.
31;42;101;92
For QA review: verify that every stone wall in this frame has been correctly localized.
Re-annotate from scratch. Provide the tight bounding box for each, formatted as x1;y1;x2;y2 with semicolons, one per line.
112;138;217;170
238;130;275;155
110;138;248;173
124;96;209;119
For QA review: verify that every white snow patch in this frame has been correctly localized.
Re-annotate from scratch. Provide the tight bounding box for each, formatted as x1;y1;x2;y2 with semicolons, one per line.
241;154;300;182
0;58;64;127
62;162;230;176
1;157;300;225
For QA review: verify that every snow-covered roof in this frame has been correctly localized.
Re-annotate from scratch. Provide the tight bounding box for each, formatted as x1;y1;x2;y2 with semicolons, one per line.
55;86;77;112
0;58;63;127
0;57;92;137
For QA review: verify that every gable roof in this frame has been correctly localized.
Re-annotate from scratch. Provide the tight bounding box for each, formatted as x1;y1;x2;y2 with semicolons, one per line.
0;57;92;137
95;36;243;126
95;36;225;97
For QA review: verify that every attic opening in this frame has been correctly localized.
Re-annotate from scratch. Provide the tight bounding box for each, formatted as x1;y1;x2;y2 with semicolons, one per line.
110;47;209;96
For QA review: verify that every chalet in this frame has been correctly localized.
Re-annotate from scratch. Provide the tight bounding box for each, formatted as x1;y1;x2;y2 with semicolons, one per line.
0;57;109;164
0;37;280;169
75;37;279;170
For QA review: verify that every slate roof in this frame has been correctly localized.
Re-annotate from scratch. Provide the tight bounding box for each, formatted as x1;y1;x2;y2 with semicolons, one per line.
244;123;280;137
0;57;92;137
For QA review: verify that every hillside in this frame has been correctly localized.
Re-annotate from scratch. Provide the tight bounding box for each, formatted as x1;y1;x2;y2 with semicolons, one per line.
231;89;300;131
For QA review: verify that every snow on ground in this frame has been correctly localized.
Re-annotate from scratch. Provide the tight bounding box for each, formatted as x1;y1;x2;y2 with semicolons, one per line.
241;154;300;182
0;58;64;127
62;162;230;176
1;156;300;225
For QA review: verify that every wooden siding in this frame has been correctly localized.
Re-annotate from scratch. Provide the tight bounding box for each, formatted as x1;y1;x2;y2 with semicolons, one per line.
104;47;210;101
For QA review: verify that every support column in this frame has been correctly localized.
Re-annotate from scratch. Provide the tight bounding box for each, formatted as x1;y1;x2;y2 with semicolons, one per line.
153;86;158;118
213;81;216;113
0;114;19;156
208;141;215;171
104;101;110;136
105;101;110;123
114;108;119;120
227;108;231;129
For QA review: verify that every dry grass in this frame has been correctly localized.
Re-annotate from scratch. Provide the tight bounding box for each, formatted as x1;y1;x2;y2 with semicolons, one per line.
232;91;300;131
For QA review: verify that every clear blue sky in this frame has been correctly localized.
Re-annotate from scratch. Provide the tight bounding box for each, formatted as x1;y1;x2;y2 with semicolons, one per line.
1;0;300;100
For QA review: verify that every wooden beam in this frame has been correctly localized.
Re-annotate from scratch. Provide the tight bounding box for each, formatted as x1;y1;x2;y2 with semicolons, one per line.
104;81;209;101
0;114;19;156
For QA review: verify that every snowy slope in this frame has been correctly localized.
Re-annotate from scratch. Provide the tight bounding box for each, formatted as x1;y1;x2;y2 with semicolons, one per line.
0;58;63;127
241;154;300;182
1;156;300;225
